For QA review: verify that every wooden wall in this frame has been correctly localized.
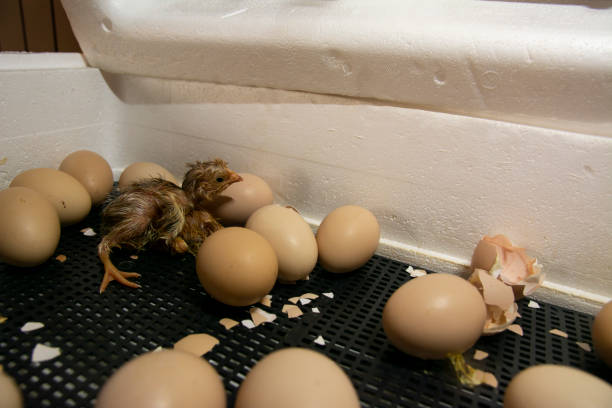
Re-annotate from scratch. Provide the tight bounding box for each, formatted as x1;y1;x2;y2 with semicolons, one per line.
0;0;80;52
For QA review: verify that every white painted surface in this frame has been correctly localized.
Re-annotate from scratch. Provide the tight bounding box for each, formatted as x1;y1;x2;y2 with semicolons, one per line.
1;54;610;314
61;0;612;136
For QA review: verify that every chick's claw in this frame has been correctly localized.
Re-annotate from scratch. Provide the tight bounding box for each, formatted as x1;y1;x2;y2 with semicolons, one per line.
99;263;141;293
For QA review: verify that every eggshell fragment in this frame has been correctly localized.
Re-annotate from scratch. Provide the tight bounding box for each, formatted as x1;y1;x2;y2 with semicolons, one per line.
246;204;318;282
95;350;226;408
196;227;278;307
234;348;360;408
592;300;612;368
316;205;380;273
576;342;592;352
207;173;274;225
219;318;239;330
549;328;568;338
504;365;612;408
473;349;489;360
20;322;44;332
383;273;487;359
118;162;179;191
31;344;61;363
174;333;219;356
0;368;23;408
59;150;114;205
508;324;524;336
250;307;277;326
0;187;61;267
282;304;303;318
468;269;518;334
10;168;91;226
259;294;272;307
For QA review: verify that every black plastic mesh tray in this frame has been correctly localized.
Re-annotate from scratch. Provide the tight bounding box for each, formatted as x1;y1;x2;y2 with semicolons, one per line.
1;202;610;407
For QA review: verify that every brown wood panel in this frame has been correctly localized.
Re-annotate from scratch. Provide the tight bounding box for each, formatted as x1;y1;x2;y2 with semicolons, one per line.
21;0;56;52
0;0;26;51
53;0;80;52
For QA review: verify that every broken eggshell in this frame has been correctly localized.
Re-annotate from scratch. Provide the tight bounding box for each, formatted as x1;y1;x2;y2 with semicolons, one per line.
471;235;544;299
468;268;519;335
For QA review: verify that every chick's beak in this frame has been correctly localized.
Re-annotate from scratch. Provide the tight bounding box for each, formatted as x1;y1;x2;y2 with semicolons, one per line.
228;172;243;184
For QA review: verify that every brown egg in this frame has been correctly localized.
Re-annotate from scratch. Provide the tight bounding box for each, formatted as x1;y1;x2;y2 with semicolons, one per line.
207;173;274;225
59;150;114;205
118;162;179;191
246;205;317;282
235;348;360;408
0;369;23;408
504;364;612;408
316;205;379;273
10;168;91;226
196;227;278;306
0;187;61;267
382;273;487;359
592;300;612;368
95;349;226;408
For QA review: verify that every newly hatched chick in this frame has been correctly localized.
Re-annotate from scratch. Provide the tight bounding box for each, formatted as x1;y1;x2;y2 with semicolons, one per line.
97;159;242;293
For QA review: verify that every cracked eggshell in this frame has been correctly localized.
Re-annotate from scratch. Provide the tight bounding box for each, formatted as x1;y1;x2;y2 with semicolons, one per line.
0;369;23;408
0;187;61;267
383;273;487;359
207;173;274;226
10;168;91;226
504;365;612;408
196;227;278;306
316;205;380;273
246;204;318;282
95;349;225;408
118;162;179;191
234;348;360;408
592;300;612;368
59;150;114;205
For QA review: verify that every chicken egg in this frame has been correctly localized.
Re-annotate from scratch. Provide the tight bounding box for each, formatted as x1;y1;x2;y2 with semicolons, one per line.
59;150;114;205
246;204;317;282
95;349;226;408
316;205;379;273
118;162;179;191
0;368;23;408
504;364;612;408
592;300;612;368
206;173;274;225
196;227;278;306
234;348;360;408
382;273;487;359
0;187;61;267
10;168;91;226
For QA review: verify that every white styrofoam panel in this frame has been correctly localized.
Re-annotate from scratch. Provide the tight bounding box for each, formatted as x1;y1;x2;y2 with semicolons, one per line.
61;0;612;136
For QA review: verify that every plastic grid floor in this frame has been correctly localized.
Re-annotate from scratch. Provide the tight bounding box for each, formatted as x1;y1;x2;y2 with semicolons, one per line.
1;205;610;407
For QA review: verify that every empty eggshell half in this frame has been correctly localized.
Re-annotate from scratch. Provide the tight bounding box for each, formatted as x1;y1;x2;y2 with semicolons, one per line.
234;348;360;408
206;173;274;226
504;364;612;408
316;205;380;273
59;150;114;205
0;187;61;267
246;204;317;282
95;349;226;408
0;368;23;408
196;227;278;306
592;300;612;368
118;162;179;191
383;273;487;359
10;168;92;226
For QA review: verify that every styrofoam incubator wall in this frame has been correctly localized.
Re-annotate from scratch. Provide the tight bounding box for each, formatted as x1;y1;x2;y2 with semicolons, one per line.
1;0;611;313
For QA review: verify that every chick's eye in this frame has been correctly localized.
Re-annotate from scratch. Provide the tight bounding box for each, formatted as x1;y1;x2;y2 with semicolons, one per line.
216;177;224;183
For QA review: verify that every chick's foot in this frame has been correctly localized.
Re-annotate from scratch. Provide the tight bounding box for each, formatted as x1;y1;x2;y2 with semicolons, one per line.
99;259;141;293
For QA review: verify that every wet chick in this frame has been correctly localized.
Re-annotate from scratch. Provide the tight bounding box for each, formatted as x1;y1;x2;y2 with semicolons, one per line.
97;159;242;293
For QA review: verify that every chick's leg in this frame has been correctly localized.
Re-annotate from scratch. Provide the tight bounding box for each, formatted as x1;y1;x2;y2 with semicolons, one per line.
97;237;141;293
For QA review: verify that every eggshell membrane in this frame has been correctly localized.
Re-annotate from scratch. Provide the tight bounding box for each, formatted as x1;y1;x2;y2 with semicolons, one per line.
504;364;612;408
196;227;278;306
10;168;91;226
0;369;23;408
234;348;360;408
118;162;179;191
316;205;380;273
382;273;487;359
0;187;61;267
59;150;114;204
246;204;318;282
592;300;612;368
95;349;226;408
208;173;274;225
